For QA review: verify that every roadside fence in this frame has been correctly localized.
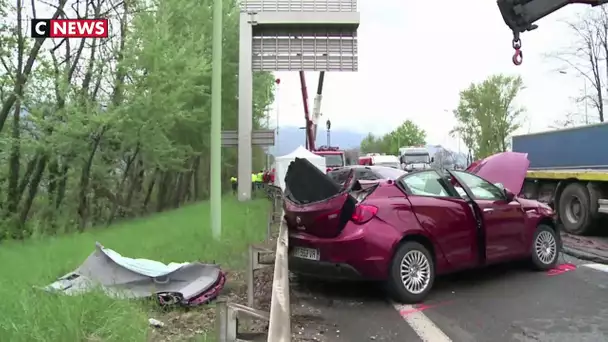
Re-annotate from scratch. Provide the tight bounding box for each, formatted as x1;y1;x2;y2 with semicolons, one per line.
216;185;291;341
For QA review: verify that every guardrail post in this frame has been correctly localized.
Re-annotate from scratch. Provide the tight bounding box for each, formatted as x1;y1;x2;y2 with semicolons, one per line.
266;209;272;240
247;245;255;308
216;297;238;342
247;244;273;308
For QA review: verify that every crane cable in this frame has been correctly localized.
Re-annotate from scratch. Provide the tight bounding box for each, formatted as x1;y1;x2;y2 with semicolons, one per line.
512;31;523;65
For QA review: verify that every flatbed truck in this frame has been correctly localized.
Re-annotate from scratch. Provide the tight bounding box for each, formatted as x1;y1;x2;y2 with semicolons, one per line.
512;122;608;235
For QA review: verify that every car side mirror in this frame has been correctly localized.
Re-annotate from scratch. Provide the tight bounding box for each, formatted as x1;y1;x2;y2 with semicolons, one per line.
504;189;515;202
431;157;434;163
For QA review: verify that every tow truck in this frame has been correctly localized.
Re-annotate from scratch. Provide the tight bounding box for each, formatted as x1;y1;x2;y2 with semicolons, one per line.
298;70;346;171
496;0;608;65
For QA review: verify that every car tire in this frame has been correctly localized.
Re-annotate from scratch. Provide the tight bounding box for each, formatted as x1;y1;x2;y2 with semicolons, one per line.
559;183;595;235
530;224;560;271
387;241;435;304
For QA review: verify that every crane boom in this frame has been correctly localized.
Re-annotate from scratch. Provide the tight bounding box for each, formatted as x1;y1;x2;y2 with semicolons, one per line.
497;0;608;64
312;71;325;145
298;71;315;150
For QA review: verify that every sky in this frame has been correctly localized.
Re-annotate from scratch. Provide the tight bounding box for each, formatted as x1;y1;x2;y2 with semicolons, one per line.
269;0;593;152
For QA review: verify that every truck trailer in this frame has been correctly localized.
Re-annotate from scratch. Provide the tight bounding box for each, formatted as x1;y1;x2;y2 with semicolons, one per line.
512;122;608;235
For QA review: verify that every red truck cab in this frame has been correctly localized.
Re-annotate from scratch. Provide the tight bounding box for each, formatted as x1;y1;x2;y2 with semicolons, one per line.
313;146;345;172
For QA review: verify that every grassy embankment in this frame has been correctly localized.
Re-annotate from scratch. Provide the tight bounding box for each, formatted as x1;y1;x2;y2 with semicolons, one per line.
0;197;269;342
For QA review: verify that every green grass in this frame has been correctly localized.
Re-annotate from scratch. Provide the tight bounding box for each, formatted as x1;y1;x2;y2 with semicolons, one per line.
0;197;270;342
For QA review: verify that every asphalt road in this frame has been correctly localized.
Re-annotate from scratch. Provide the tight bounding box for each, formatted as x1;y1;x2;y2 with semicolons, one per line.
290;254;608;342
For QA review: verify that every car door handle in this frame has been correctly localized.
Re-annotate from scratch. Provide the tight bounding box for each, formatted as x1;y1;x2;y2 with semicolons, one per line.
483;208;494;213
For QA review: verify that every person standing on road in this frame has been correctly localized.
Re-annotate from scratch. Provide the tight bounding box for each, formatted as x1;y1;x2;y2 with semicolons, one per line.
230;176;237;195
251;172;258;191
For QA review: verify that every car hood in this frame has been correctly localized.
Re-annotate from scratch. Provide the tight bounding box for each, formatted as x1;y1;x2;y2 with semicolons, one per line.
466;152;529;194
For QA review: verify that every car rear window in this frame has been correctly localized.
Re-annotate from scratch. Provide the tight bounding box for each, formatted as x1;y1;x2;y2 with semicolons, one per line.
328;169;351;184
374;167;406;179
355;169;380;180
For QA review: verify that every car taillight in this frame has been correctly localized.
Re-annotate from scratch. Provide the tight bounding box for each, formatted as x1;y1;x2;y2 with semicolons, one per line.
351;204;378;224
326;168;332;172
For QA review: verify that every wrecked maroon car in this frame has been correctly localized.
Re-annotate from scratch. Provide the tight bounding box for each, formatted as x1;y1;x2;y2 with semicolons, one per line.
283;152;560;303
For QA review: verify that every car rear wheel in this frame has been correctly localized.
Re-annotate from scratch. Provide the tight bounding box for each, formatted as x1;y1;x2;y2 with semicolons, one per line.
387;241;435;303
530;224;559;271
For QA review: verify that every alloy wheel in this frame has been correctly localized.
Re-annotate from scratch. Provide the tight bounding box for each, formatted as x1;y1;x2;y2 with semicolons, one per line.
399;250;431;294
535;230;557;264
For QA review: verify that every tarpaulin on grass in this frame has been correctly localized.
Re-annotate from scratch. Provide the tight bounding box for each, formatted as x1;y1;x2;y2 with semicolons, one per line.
43;242;225;307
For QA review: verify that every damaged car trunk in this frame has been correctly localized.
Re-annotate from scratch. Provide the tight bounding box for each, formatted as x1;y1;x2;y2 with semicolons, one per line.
283;158;377;238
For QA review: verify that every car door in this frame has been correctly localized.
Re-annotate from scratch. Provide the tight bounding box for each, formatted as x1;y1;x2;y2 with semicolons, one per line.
398;170;481;270
448;170;527;263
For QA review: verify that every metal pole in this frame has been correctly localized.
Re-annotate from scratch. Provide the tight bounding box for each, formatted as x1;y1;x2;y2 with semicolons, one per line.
210;0;223;239
276;82;280;155
266;88;271;169
237;13;253;201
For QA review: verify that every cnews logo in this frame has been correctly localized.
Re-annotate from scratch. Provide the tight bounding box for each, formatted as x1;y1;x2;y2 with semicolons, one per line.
30;19;108;38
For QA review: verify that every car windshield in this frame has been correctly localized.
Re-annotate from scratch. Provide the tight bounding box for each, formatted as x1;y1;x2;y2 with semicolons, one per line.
323;154;344;167
374;167;407;179
451;170;505;200
402;154;430;163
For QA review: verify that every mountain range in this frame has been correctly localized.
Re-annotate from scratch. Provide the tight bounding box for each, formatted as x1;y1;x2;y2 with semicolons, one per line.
267;126;366;156
267;126;469;167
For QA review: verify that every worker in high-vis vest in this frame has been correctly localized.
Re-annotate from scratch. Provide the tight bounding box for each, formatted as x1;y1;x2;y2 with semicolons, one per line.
251;172;258;191
230;176;237;194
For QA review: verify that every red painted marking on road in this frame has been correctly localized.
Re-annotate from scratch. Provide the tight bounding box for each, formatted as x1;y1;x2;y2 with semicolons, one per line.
399;301;451;316
546;263;577;276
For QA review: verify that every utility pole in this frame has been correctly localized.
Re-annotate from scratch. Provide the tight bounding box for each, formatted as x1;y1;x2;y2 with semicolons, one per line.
275;78;281;156
210;0;223;240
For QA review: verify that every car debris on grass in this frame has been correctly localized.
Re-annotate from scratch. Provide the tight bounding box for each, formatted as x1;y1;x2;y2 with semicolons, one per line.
44;242;226;308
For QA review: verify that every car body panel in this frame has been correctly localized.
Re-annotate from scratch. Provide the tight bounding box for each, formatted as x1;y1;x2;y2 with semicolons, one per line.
288;218;402;280
474;199;527;262
399;195;478;272
466;152;529;194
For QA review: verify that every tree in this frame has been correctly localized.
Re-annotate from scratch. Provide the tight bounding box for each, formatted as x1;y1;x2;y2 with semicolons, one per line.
360;120;426;155
432;148;455;170
0;0;275;239
343;148;360;165
450;74;525;159
549;9;606;124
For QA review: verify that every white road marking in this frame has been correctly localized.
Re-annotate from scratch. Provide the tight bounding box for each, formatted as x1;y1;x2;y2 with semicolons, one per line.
393;303;452;342
581;263;608;273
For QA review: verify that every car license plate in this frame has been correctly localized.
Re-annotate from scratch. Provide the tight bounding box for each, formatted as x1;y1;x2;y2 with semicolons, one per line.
292;247;320;261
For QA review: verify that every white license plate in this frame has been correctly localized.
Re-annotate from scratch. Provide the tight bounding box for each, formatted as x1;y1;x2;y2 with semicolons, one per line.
292;247;320;261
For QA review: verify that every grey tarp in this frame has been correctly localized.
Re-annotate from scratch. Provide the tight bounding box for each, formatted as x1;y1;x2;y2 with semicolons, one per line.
44;242;225;307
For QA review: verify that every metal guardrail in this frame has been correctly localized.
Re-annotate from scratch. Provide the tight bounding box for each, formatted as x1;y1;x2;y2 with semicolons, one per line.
267;209;290;341
216;186;290;341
